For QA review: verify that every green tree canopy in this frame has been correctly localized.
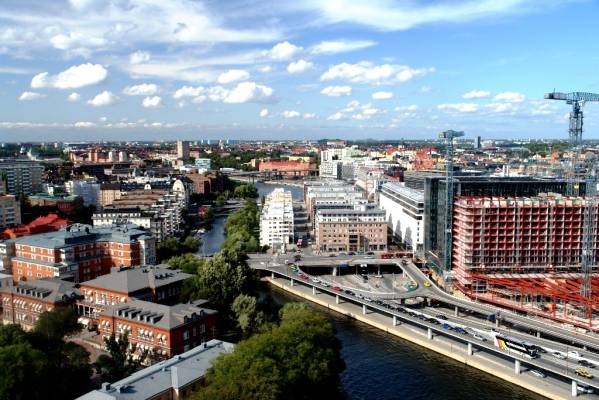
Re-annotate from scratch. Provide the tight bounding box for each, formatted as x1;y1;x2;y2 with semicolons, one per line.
94;332;146;383
34;307;81;342
192;303;345;400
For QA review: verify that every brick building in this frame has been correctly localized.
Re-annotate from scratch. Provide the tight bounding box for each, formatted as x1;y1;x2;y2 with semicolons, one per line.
9;223;156;283
0;278;80;330
98;299;217;359
28;193;83;214
2;213;70;239
258;160;318;177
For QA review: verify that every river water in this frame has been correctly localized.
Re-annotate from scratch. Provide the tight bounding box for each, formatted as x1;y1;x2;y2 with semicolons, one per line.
207;181;543;400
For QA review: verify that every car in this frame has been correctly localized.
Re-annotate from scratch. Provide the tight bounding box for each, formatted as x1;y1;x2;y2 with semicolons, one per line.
423;281;431;288
530;370;546;379
332;286;342;292
575;368;593;379
348;251;356;256
579;360;596;369
293;254;301;261
436;315;448;320
344;290;353;295
553;352;567;360
364;297;373;302
441;323;452;330
321;282;330;287
577;385;595;394
366;251;375;256
473;333;486;342
569;351;583;359
428;318;440;325
339;252;348;256
530;345;546;354
454;327;468;335
299;275;309;281
311;277;320;283
356;293;364;299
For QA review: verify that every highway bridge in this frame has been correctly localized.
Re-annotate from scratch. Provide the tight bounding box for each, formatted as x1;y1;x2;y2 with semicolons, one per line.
248;253;599;397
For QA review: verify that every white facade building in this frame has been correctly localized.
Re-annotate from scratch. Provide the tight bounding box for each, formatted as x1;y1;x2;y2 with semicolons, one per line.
194;158;212;171
66;179;101;208
260;188;294;251
379;182;424;253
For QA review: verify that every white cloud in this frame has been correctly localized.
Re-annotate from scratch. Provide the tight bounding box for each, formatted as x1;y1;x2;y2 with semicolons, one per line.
130;50;151;65
123;83;158;96
142;96;163;108
485;102;514;113
264;41;303;60
259;65;273;73
217;69;250;84
306;1;543;31
223;82;274;104
67;92;81;102
352;104;385;120
282;110;301;119
173;86;204;99
327;112;345;121
18;91;46;101
303;113;316;119
372;91;393;100
437;103;479;113
205;86;229;102
50;32;106;52
74;121;96;128
259;108;269;117
463;90;490;99
394;104;418;112
321;85;352;97
310;40;376;55
31;63;107;89
321;61;434;85
87;91;117;107
494;91;526;103
287;59;314;74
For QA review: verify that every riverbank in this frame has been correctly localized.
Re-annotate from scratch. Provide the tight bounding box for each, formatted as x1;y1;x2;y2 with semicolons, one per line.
265;276;572;400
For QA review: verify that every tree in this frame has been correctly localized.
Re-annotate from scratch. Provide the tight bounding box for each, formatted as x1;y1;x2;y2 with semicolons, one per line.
0;343;47;400
192;303;345;400
167;253;203;274
215;194;226;207
94;332;146;383
182;236;201;253
234;184;258;199
203;207;214;223
232;294;265;337
157;237;180;261
34;307;81;341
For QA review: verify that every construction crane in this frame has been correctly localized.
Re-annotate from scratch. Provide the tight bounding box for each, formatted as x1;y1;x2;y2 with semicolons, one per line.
545;91;599;307
544;91;599;195
439;130;464;276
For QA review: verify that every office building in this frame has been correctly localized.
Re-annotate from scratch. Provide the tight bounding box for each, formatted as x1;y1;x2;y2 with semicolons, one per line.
177;140;190;160
379;183;424;252
0;159;44;195
260;188;294;250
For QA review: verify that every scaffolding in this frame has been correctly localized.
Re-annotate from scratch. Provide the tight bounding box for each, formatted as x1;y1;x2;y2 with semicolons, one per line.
452;194;598;331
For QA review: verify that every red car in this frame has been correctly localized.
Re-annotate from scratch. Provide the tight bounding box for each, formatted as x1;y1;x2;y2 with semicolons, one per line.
332;286;342;292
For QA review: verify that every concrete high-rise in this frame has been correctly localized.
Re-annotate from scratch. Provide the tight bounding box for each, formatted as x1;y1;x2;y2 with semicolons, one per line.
177;140;190;160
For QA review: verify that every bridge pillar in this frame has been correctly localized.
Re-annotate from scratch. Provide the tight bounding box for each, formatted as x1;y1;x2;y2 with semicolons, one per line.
572;380;578;397
427;328;433;340
271;272;275;279
536;331;541;338
514;359;521;375
495;319;500;328
362;304;367;315
336;295;340;304
467;342;473;356
312;286;316;295
454;306;459;317
290;279;294;287
393;315;398;326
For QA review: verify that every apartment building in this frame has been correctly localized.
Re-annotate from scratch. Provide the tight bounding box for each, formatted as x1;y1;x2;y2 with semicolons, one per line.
379;183;424;253
0;159;44;195
98;299;217;359
0;194;20;228
260;188;294;250
258;160;318;177
9;223;156;283
315;204;387;252
28;193;83;214
66;179;101;208
0;278;80;330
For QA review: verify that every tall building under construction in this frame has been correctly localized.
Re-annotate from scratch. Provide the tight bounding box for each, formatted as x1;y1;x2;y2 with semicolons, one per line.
423;176;597;330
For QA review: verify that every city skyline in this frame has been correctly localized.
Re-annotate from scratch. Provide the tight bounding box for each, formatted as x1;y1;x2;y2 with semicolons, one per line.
1;0;599;141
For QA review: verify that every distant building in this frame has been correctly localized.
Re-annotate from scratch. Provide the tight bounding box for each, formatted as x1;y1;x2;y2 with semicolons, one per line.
0;194;20;229
0;278;80;330
2;213;70;239
76;339;234;400
98;299;218;359
9;223;156;283
315;205;387;252
66;179;101;208
260;188;294;250
194;158;211;171
177;140;190;160
379;183;424;253
28;193;83;214
0;159;44;195
258;160;318;177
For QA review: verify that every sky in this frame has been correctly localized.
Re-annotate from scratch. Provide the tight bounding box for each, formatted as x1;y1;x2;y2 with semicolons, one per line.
1;0;599;142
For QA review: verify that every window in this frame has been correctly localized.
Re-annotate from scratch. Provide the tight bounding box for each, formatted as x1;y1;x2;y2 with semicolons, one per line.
183;330;189;340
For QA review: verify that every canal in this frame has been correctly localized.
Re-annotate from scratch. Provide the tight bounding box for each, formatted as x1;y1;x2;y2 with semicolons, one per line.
204;181;544;400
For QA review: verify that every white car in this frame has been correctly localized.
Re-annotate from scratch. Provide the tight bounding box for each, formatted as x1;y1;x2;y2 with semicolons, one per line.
568;351;583;359
553;352;567;360
311;277;320;283
473;333;486;342
530;370;546;379
577;385;594;394
364;297;373;302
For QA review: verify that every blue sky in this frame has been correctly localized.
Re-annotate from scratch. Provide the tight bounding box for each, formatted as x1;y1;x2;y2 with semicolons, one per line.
1;0;599;142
